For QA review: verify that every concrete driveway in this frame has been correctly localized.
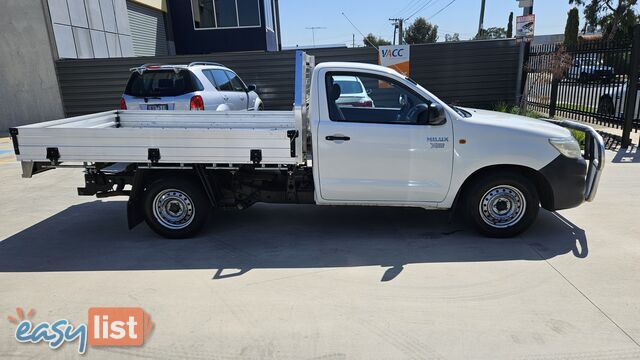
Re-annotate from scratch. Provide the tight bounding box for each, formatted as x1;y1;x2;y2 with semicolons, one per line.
0;137;639;359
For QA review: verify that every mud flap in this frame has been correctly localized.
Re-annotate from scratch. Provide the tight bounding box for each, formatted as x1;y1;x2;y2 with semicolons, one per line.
127;170;146;229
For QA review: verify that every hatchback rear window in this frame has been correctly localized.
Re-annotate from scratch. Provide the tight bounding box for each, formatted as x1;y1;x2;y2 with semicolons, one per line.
335;80;363;95
124;70;204;97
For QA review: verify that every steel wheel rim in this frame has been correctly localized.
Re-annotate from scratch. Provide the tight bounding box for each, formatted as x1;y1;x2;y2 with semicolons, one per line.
479;185;526;229
153;189;195;230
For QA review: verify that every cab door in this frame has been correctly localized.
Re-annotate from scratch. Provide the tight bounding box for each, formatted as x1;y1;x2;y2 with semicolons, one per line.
317;71;453;203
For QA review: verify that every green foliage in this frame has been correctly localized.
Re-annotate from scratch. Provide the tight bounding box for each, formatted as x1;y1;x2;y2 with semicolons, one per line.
404;17;439;44
474;27;508;40
445;33;460;42
507;12;514;38
363;33;391;47
493;103;541;118
570;129;587;148
569;0;639;43
564;8;580;46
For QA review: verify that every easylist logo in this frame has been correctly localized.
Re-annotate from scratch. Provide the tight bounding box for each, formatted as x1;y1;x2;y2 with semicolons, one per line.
9;307;153;354
88;308;151;347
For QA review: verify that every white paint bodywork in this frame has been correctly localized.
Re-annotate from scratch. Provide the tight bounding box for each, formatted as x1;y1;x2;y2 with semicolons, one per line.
15;60;576;210
308;62;569;209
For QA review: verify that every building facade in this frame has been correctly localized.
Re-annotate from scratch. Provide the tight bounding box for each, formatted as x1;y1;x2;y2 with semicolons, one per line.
168;0;281;54
45;0;281;59
46;0;173;58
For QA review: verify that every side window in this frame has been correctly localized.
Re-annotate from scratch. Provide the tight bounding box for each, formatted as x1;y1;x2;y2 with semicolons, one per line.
326;73;430;124
205;69;233;91
225;70;247;92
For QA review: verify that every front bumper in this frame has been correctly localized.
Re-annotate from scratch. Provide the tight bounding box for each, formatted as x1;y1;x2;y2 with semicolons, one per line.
542;120;605;209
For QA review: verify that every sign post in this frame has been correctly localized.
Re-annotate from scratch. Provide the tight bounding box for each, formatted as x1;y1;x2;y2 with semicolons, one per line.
516;14;535;42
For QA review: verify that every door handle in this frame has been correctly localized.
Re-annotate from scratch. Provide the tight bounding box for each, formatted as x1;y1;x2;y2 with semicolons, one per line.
326;135;351;141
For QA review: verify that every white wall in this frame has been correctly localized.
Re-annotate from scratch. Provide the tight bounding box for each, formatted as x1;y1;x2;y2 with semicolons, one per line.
0;0;64;130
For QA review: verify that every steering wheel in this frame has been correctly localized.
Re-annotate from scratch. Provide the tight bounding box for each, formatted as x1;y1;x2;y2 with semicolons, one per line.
406;103;430;123
397;95;414;122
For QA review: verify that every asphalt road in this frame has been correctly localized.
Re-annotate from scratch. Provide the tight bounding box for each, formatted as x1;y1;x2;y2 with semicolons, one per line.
1;138;640;359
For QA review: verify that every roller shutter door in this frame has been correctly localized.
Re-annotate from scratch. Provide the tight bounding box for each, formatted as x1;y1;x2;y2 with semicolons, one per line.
126;1;168;56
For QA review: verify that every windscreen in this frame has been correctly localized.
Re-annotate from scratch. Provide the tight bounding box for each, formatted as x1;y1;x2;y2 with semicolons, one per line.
124;70;203;97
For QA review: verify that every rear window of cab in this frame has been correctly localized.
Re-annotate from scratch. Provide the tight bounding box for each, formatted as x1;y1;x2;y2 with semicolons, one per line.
124;70;204;97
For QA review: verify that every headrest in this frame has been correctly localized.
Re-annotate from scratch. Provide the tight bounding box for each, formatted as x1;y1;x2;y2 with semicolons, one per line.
330;83;341;101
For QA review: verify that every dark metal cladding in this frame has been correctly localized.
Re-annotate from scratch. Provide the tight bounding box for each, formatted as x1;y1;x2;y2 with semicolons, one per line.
53;40;521;116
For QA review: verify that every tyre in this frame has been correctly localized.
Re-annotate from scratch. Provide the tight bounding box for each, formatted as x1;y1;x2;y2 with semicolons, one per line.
465;172;540;238
258;104;264;111
143;178;210;239
597;95;615;116
579;72;589;83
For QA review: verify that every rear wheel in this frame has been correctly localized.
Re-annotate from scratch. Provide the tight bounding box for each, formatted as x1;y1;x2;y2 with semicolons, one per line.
597;95;615;116
143;178;210;239
465;172;540;238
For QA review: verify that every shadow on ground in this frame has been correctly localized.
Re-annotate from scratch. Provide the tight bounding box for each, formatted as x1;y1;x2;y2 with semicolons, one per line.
0;202;588;281
612;144;640;163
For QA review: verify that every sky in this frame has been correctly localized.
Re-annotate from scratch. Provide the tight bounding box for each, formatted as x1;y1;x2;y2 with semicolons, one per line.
278;0;583;47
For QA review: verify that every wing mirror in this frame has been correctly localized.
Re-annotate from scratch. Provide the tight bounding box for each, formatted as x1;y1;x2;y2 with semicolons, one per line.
246;84;257;92
417;103;447;126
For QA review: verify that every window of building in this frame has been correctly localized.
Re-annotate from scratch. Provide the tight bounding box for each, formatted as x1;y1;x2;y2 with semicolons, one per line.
192;0;261;29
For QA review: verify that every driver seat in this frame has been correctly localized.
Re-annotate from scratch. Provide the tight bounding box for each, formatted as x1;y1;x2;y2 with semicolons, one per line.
328;83;345;121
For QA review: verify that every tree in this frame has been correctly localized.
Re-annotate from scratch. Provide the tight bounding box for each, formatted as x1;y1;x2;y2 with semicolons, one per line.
569;0;638;42
363;33;391;47
445;33;460;42
564;8;580;46
474;27;508;40
507;12;514;38
403;17;439;44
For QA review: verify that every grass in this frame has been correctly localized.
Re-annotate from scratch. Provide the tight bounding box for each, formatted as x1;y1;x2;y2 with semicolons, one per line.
493;102;586;149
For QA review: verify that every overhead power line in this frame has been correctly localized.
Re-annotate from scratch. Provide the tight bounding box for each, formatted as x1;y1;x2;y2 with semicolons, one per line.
405;0;438;21
394;0;425;19
427;0;459;21
341;12;379;50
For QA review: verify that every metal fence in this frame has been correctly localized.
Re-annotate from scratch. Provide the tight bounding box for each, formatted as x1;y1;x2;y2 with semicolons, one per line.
54;39;521;117
524;27;640;146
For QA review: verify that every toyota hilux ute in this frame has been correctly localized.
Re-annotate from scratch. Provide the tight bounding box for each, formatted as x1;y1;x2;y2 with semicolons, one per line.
10;52;604;239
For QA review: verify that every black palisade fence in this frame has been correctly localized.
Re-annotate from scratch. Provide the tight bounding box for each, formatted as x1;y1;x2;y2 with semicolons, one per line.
524;26;640;147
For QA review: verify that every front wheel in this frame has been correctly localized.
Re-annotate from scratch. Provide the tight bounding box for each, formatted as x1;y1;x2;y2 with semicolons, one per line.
143;178;210;239
465;173;540;238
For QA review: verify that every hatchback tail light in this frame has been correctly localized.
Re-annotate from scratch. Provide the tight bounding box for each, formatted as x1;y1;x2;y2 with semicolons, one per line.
190;95;204;110
344;100;373;107
119;97;127;110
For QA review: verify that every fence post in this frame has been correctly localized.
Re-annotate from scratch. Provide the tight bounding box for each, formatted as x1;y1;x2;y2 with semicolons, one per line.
622;25;640;148
548;75;559;119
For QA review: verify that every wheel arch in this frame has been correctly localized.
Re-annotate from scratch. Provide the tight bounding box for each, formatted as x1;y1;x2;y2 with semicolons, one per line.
127;167;218;229
452;164;554;212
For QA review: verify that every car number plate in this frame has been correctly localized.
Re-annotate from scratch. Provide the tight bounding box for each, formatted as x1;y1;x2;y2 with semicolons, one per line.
147;104;168;110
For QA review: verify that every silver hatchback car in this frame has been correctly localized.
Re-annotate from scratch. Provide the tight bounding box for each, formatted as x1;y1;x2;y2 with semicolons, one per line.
121;62;263;111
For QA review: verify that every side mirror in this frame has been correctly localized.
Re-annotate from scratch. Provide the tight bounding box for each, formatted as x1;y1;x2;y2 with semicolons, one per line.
366;88;373;95
247;84;257;92
417;103;446;126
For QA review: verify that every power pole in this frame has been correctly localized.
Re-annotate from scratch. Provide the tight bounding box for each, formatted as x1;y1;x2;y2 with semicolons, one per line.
352;34;355;48
389;18;404;45
305;27;327;48
478;0;486;35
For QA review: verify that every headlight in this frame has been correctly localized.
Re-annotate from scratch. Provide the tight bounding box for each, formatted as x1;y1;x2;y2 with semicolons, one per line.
549;137;582;159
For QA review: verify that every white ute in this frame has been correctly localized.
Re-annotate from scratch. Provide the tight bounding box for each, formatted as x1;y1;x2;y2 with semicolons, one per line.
10;52;605;238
